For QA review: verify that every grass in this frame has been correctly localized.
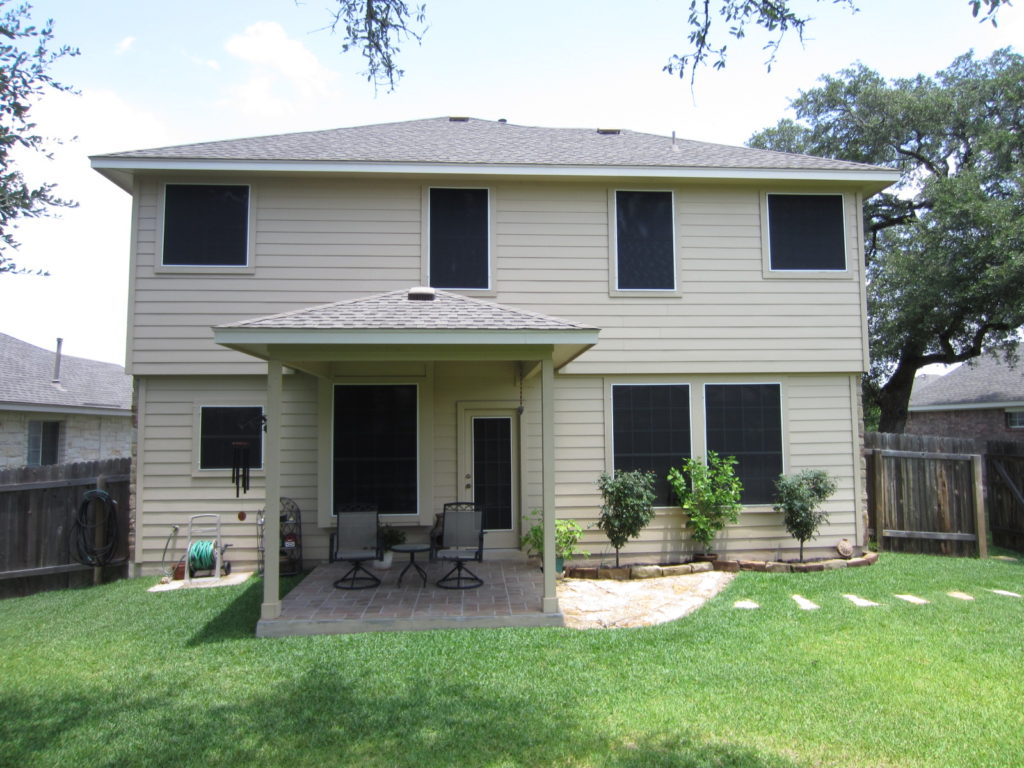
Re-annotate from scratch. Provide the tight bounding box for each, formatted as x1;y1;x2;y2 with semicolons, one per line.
0;552;1022;768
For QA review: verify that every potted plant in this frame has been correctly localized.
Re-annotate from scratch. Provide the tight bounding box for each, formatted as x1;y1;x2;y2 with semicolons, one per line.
667;451;743;558
774;469;838;562
372;524;407;569
596;470;656;568
521;509;590;573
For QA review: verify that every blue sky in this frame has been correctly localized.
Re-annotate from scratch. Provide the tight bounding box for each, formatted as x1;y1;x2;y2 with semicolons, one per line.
3;0;1022;364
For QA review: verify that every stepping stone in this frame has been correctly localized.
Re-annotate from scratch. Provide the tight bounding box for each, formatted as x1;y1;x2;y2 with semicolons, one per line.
734;600;759;610
843;594;879;607
947;591;974;601
989;589;1022;598
791;594;819;610
894;594;929;605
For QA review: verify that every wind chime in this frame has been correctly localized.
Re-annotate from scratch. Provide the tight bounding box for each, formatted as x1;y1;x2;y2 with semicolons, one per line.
230;413;268;497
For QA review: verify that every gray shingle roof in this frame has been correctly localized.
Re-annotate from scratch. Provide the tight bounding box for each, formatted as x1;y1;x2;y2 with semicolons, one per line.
94;116;887;174
910;345;1024;409
219;288;597;332
0;334;132;412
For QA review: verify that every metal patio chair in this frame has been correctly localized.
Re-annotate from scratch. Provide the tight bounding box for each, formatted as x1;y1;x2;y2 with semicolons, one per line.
436;501;485;589
330;504;381;590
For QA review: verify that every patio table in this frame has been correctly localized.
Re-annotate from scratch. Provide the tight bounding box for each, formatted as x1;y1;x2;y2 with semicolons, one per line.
392;543;431;587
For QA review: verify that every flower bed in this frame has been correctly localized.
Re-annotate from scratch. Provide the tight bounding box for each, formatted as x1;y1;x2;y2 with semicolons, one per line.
564;551;878;580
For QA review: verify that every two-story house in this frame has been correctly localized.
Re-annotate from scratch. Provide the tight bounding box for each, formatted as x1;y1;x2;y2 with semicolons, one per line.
91;117;897;620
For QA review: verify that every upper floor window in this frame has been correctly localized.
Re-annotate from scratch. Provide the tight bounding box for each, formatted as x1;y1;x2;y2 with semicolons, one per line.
199;405;263;470
705;383;782;505
612;384;691;506
429;188;489;289
1007;410;1024;429
767;193;846;271
27;420;61;466
615;190;675;290
163;184;250;267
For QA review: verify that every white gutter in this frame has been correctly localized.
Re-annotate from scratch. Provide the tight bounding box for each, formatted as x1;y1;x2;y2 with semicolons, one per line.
214;326;599;347
91;156;901;185
1;402;132;417
910;401;1024;412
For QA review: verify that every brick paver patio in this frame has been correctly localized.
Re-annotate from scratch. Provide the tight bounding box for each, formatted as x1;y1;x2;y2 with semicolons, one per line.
257;557;563;637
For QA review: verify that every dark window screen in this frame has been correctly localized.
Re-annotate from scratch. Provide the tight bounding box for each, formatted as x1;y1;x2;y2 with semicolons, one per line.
705;384;782;505
616;191;674;290
334;385;417;514
164;184;249;266
768;194;845;270
200;406;263;470
429;188;488;288
613;384;691;506
473;417;513;530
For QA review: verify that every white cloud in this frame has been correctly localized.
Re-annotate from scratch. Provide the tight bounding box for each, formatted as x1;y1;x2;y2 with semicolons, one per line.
115;36;135;55
220;21;343;121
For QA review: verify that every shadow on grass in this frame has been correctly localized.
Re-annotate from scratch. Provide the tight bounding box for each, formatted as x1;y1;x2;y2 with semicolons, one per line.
0;672;804;768
185;573;306;646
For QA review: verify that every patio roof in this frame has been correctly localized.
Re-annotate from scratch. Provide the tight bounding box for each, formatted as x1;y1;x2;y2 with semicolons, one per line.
214;288;600;369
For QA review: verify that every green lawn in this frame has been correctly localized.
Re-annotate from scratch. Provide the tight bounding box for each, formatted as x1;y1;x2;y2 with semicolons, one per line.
1;552;1022;768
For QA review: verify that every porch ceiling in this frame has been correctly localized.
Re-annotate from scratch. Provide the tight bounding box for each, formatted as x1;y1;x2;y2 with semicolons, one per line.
213;288;600;370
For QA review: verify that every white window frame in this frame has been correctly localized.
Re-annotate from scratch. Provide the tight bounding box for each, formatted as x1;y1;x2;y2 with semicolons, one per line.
761;191;850;278
423;186;494;293
194;404;265;473
610;189;679;295
1007;409;1024;429
27;420;62;466
157;182;256;274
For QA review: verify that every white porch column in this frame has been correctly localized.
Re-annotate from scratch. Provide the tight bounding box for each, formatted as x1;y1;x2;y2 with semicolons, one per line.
261;359;283;620
541;356;558;613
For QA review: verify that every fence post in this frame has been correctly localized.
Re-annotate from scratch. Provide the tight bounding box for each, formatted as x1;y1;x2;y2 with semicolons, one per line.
872;449;885;553
93;474;106;585
972;455;988;559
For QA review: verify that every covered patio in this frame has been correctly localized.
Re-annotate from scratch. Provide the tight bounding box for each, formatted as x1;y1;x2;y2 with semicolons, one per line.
212;287;599;637
258;557;560;637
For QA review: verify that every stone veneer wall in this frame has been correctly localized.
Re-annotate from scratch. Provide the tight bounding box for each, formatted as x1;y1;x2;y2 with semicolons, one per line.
0;409;132;469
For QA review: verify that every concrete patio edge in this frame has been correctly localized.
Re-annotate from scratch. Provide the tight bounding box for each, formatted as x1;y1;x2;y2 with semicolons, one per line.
256;611;564;637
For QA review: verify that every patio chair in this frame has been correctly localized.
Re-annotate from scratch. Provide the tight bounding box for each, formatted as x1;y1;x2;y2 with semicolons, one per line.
331;504;381;590
436;501;485;589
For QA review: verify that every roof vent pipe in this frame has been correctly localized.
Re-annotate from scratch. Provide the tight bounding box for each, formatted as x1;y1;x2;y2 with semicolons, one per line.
52;337;63;383
408;286;436;301
596;128;621;135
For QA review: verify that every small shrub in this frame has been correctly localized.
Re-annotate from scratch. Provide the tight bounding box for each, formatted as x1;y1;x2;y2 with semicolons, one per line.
379;524;407;551
596;470;656;567
774;469;838;561
667;451;743;554
521;509;590;560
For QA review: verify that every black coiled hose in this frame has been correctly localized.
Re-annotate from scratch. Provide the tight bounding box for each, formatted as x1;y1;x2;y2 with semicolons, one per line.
70;489;120;567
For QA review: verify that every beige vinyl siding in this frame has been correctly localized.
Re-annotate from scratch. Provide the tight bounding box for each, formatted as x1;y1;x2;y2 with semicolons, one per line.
134;373;319;574
129;176;868;377
552;372;861;563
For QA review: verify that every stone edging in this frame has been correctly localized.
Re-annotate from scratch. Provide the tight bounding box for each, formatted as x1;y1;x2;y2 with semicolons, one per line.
565;551;878;580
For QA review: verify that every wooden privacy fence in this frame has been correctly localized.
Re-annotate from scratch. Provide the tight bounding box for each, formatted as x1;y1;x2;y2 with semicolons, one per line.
986;440;1024;552
865;433;987;558
0;458;131;599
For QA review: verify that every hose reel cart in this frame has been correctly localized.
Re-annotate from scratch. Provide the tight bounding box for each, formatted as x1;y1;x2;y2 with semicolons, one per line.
184;513;232;584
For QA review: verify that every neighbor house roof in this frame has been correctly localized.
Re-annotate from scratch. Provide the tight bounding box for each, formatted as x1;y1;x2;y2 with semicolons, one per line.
91;116;900;191
909;345;1024;411
0;334;132;415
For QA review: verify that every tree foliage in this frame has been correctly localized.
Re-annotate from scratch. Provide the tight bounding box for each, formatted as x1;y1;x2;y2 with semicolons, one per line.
667;451;743;553
749;49;1024;432
0;1;77;274
773;469;837;561
326;0;426;91
663;0;1010;83
596;470;656;567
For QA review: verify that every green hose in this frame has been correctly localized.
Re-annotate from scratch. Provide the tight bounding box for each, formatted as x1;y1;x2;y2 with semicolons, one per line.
188;540;217;571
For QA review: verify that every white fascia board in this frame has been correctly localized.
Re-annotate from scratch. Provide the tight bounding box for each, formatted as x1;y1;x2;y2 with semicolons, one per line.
91;156;900;186
910;400;1024;412
0;402;132;417
213;326;600;347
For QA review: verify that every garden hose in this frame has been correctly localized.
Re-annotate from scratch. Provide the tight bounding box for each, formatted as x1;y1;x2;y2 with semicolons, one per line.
70;489;121;567
188;540;217;572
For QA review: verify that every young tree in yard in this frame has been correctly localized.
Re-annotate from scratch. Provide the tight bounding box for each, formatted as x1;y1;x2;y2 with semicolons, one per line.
774;470;838;562
749;49;1024;432
596;470;657;568
0;1;78;274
